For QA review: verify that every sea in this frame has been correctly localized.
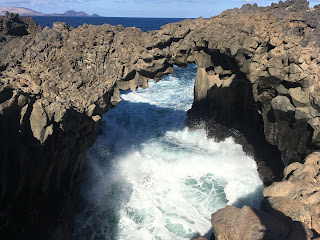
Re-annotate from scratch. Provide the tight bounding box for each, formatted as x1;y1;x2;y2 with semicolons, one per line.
32;16;186;32
34;17;264;240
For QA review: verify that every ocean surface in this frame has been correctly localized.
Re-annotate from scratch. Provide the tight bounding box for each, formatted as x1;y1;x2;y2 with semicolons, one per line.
33;16;186;32
35;17;264;240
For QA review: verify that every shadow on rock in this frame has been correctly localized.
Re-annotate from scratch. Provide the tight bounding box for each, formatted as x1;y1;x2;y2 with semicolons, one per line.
210;152;320;240
186;83;284;187
210;204;308;240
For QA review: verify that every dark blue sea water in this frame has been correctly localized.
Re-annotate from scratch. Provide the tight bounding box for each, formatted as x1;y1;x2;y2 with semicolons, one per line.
33;16;186;31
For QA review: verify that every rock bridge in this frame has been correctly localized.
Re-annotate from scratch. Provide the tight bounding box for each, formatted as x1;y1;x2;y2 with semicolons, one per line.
1;0;320;239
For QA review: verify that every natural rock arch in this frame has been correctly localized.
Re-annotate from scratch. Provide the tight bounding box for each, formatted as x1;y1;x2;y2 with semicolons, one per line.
1;0;320;238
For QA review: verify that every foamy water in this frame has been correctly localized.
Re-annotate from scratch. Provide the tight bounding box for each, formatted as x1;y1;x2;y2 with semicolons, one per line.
74;65;263;240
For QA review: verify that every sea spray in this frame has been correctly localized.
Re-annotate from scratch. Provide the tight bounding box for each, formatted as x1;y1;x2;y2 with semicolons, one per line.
74;64;264;240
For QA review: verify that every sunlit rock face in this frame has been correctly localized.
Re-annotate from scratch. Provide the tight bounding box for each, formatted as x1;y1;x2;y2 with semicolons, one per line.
211;152;320;240
1;0;320;238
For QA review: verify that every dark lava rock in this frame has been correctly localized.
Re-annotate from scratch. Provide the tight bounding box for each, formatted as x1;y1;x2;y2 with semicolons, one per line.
1;0;320;239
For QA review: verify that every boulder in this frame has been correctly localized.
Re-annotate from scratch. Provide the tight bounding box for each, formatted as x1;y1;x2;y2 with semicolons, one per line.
271;96;296;113
211;205;289;240
263;153;320;235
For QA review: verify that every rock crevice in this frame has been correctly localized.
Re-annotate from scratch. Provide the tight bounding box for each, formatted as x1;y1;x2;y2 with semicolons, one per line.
1;0;320;238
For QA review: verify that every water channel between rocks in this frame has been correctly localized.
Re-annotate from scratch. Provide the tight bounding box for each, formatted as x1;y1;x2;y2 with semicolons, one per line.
74;64;264;240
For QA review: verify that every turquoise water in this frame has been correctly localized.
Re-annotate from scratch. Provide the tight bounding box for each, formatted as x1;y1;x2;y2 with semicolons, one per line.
29;16;264;240
74;65;263;240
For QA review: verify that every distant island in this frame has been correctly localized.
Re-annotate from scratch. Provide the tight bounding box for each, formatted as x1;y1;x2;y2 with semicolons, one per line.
0;7;100;17
59;10;100;17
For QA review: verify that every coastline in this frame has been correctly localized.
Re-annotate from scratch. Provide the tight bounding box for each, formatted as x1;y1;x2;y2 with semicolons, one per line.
185;112;283;186
1;0;320;238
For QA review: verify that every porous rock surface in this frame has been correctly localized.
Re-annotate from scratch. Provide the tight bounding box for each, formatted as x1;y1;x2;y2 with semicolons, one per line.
211;152;320;240
1;0;320;238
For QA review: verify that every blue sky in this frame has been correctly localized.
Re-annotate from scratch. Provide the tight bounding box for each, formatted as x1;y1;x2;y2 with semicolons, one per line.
1;0;320;18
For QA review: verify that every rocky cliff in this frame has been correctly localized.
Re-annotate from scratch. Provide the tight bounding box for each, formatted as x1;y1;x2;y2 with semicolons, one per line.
211;152;320;240
0;0;320;238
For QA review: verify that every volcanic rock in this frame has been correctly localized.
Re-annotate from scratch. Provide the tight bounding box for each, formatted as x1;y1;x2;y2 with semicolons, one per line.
211;205;289;240
1;0;320;239
211;152;320;240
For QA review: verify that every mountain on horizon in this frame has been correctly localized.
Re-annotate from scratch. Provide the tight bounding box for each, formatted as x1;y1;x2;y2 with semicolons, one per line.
60;10;100;17
0;7;100;17
62;10;89;17
0;7;46;16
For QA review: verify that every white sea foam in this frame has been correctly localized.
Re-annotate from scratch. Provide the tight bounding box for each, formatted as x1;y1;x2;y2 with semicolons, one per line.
74;65;264;240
